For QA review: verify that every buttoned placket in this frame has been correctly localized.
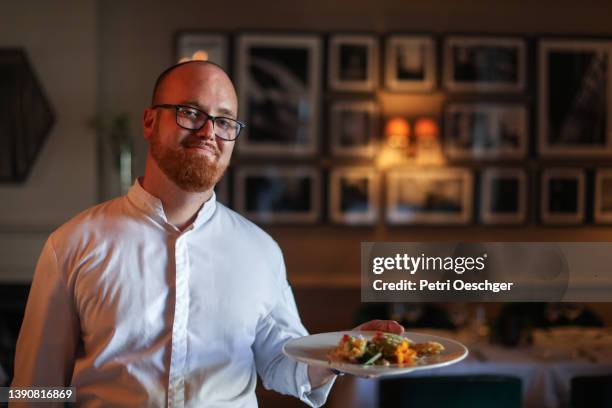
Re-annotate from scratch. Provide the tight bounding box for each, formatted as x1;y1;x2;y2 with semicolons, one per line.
167;227;193;408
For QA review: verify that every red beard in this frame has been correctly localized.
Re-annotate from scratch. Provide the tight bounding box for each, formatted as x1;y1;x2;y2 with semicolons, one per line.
150;133;224;193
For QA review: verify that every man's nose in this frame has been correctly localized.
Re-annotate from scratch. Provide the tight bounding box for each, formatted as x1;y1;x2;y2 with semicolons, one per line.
196;118;215;139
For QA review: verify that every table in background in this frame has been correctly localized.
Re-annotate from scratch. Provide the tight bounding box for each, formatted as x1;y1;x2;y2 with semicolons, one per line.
328;328;612;408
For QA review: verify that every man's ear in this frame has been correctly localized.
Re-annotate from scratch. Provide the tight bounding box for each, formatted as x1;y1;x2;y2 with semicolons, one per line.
143;108;156;141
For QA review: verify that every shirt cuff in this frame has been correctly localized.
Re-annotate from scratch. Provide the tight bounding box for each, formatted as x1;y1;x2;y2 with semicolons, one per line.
297;362;337;408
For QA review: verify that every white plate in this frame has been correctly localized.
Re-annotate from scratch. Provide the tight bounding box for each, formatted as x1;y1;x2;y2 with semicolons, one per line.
283;330;468;378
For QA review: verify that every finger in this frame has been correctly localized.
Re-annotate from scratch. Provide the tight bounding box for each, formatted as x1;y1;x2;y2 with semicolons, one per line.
373;320;404;334
354;319;405;333
353;319;381;331
386;320;405;334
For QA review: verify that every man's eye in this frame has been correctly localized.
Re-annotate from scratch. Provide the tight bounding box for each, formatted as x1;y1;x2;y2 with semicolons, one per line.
216;118;233;129
180;108;200;120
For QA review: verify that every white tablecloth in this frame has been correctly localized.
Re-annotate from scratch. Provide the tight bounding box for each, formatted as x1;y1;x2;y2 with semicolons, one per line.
343;328;612;408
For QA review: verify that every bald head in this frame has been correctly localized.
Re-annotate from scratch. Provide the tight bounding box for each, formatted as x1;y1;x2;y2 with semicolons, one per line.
151;60;237;110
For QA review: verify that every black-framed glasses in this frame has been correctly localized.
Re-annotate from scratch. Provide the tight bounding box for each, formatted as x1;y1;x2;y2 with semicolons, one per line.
152;104;245;141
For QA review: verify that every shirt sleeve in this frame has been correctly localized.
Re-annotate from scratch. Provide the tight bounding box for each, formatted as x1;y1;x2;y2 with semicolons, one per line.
11;237;80;390
252;258;336;407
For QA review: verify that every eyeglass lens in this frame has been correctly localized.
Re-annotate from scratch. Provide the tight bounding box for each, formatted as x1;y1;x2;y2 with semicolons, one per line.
176;106;241;141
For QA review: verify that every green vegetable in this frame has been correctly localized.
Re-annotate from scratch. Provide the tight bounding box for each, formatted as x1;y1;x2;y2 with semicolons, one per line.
373;333;405;358
363;352;383;366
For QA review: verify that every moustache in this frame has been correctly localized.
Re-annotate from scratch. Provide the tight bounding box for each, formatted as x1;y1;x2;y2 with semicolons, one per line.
181;138;220;156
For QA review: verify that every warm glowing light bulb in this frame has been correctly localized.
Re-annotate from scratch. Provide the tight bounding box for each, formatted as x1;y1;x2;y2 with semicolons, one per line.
413;117;445;166
414;118;438;139
385;117;410;139
191;50;209;61
384;117;410;149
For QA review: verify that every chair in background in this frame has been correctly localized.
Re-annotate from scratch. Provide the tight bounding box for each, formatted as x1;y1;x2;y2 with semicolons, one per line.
378;375;522;408
571;375;612;408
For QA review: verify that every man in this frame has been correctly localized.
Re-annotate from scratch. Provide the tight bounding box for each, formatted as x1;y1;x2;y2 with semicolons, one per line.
12;61;403;407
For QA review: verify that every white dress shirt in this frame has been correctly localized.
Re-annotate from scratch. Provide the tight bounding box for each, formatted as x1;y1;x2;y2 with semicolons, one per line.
12;180;335;407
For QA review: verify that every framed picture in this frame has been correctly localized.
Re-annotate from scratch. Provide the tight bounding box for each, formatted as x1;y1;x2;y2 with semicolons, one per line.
234;166;320;224
480;168;528;225
330;100;380;157
387;168;473;225
540;168;585;225
444;102;528;159
443;36;526;93
328;35;378;92
329;167;380;225
594;169;612;223
0;49;55;183
538;39;612;157
235;34;321;156
385;35;436;91
175;32;228;69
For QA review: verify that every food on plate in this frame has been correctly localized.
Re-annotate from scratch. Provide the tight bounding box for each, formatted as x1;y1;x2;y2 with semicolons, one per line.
330;331;444;366
412;340;445;356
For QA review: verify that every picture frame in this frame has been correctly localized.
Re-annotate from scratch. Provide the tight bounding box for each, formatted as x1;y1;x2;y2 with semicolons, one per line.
538;39;612;157
386;167;473;225
443;102;528;160
385;35;436;92
540;168;585;225
480;168;528;225
233;166;320;224
235;34;321;156
594;168;612;224
175;32;228;69
328;34;378;92
330;100;380;157
0;49;55;183
443;36;526;93
329;167;380;225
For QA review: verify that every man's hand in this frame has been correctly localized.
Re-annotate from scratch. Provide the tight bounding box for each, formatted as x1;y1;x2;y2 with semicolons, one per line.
353;319;405;334
307;319;404;387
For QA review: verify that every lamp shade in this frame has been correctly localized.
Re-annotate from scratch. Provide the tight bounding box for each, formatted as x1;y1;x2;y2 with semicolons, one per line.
385;117;410;149
414;118;438;139
385;117;410;138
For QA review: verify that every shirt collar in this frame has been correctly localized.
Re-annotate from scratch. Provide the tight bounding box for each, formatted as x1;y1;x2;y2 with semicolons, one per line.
127;178;217;231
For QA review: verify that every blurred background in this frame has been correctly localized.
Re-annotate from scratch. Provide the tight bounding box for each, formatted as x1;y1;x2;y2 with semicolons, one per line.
1;0;612;407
